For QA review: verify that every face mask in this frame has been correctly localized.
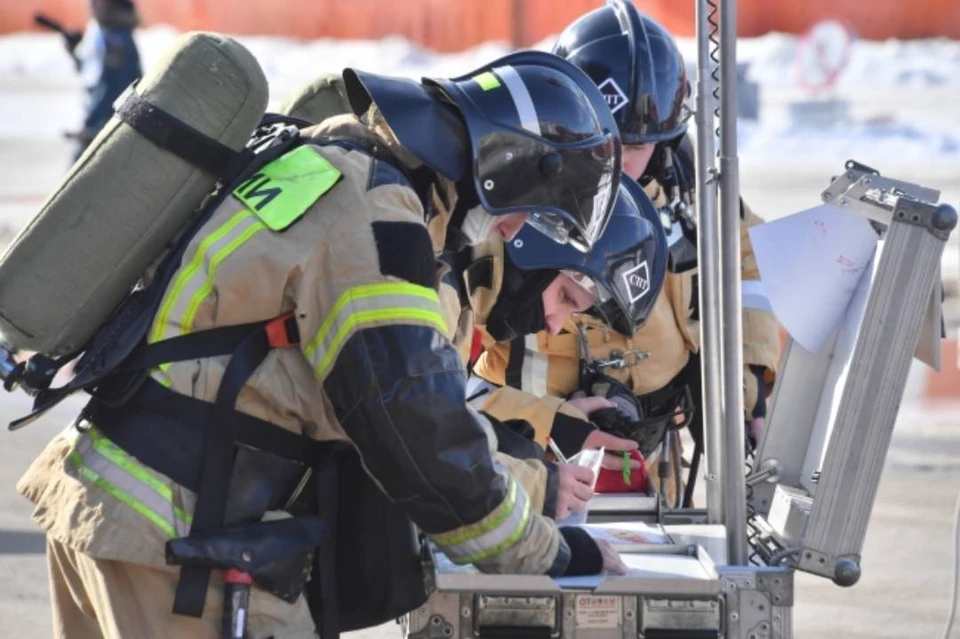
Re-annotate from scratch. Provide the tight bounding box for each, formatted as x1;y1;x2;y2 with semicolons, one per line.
460;205;498;246
485;260;555;342
486;295;547;343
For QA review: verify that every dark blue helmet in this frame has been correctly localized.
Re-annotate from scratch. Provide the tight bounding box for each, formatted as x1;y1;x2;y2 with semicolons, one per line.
553;0;692;146
344;50;622;253
505;177;667;336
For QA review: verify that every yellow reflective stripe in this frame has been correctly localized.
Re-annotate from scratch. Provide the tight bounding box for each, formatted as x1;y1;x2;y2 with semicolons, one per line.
304;283;447;380
432;477;532;565
433;477;518;546
181;219;266;333
149;210;253;345
71;428;192;539
85;428;193;527
154;372;173;388
70;450;178;538
456;499;530;565
313;308;446;380
303;283;441;357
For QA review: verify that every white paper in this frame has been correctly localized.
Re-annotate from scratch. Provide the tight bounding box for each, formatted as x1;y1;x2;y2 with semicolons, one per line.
581;522;671;547
749;204;878;354
915;271;943;370
801;244;879;494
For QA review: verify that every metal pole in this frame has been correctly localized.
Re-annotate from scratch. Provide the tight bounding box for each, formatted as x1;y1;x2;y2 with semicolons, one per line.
694;0;724;526
719;0;748;566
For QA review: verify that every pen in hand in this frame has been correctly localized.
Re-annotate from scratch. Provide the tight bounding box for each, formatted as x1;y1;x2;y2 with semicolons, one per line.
547;437;568;464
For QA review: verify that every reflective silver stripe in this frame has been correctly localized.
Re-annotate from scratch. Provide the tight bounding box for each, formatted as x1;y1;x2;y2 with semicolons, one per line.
303;283;447;382
742;280;773;312
432;477;531;564
494;65;541;136
71;429;191;538
521;334;548;397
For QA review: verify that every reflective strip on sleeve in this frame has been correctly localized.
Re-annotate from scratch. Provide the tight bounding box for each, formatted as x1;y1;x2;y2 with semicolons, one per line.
521;334;548;397
304;282;448;382
431;476;531;565
69;427;192;539
742;280;773;312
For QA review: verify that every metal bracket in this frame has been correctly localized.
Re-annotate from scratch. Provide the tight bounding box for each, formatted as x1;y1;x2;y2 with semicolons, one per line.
755;571;794;607
821;159;941;227
408;611;455;639
594;349;650;370
797;548;862;587
719;567;794;639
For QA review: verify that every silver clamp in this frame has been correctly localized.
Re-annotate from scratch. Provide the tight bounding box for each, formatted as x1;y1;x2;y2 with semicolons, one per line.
594;349;650;370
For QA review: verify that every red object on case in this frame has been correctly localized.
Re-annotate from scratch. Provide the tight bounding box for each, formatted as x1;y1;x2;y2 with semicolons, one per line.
594;449;648;493
469;328;483;367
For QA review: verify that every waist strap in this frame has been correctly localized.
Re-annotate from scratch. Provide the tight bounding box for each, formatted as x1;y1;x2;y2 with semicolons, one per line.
89;378;316;493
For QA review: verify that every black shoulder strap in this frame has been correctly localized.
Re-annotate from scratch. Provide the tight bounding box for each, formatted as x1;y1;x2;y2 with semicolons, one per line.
171;316;296;617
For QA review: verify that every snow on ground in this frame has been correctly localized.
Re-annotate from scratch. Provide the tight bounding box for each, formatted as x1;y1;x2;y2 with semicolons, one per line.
1;26;960;164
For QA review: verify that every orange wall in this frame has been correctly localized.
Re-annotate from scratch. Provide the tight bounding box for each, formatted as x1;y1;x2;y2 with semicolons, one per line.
3;0;960;50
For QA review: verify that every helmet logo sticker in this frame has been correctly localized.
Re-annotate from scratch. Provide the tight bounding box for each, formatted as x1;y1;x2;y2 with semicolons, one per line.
598;77;629;115
623;260;650;303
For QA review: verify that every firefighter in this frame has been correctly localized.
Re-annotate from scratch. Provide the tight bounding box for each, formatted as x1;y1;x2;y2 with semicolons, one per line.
473;2;782;505
18;52;629;638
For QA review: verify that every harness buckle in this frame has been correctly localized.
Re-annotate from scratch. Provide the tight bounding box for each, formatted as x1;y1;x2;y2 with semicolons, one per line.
265;313;299;349
595;349;649;370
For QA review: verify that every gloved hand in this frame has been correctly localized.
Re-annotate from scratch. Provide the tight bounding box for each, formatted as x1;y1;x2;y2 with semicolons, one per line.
559;527;627;576
590;405;668;459
554;396;642;465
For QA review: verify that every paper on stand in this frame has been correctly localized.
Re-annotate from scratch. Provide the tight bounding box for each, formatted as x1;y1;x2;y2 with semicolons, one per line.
580;522;670;548
749;204;878;354
799;242;879;494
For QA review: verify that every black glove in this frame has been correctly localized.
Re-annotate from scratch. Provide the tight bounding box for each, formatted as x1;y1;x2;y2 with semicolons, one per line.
558;527;603;576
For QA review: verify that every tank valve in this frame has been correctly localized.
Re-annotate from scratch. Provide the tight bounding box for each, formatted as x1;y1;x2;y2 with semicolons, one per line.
0;342;24;392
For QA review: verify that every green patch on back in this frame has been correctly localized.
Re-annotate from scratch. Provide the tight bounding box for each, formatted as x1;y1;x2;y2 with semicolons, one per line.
233;145;342;231
473;71;502;91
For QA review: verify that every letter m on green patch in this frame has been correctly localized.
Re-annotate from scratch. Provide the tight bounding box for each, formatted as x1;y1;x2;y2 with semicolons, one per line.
233;145;342;231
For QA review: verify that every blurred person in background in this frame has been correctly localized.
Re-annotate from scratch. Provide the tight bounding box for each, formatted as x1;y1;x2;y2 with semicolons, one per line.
58;0;142;160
